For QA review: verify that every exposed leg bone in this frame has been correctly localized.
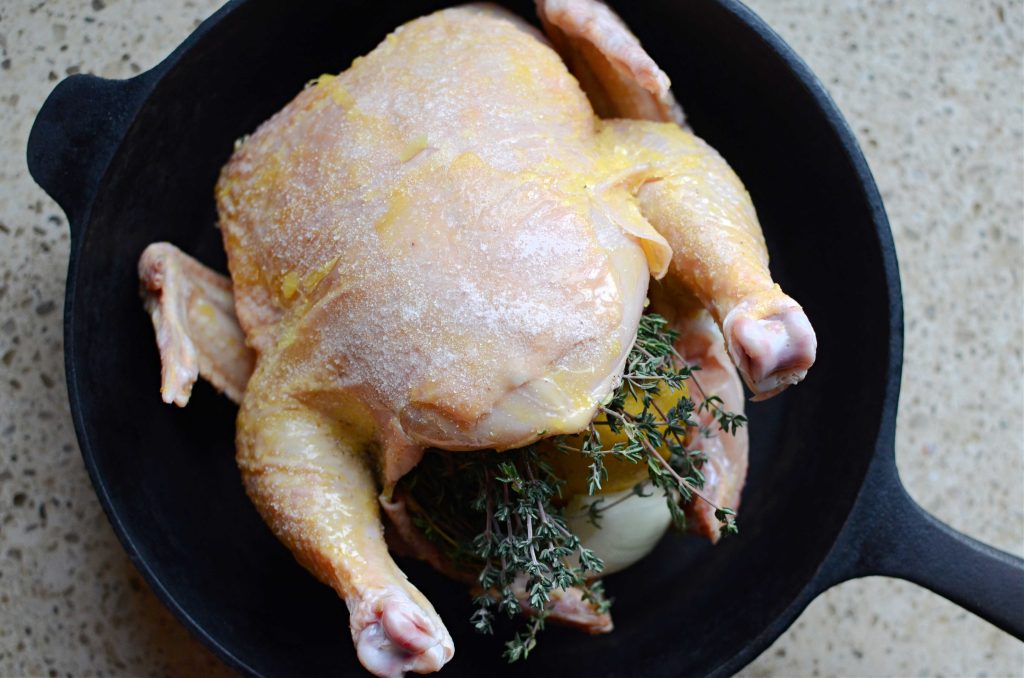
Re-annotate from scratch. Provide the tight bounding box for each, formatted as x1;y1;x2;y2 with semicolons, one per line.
536;0;685;124
138;242;255;406
603;120;817;399
722;293;817;400
238;358;453;678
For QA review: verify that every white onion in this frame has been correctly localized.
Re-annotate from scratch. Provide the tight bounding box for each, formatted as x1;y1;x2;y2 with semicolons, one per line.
564;487;672;575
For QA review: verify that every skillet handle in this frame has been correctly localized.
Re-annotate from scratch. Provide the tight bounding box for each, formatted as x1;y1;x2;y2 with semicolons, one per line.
26;72;155;228
815;444;1024;639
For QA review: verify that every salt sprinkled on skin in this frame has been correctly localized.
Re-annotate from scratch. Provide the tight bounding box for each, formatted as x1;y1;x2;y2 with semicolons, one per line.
513;230;569;260
219;7;651;446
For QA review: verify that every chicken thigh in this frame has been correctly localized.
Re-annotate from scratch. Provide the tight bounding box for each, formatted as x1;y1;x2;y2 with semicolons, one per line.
139;3;815;676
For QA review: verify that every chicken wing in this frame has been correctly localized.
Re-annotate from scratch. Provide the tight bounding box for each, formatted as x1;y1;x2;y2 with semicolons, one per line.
537;0;685;124
139;242;253;405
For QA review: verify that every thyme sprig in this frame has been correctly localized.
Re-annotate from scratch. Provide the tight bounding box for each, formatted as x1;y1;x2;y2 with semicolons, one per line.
561;313;744;538
399;311;745;661
402;446;607;662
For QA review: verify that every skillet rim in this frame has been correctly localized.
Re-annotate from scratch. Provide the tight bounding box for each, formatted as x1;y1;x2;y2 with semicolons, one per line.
55;0;903;675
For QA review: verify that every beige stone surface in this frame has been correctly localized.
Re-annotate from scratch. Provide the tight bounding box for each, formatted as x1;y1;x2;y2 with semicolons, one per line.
0;0;1020;676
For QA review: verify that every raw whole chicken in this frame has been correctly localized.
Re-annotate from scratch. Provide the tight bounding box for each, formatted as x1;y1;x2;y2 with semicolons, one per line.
137;2;816;676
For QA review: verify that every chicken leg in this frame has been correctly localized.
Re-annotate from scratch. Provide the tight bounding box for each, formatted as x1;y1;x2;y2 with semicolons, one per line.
605;119;817;399
141;244;453;677
539;0;816;400
238;352;454;677
139;242;254;406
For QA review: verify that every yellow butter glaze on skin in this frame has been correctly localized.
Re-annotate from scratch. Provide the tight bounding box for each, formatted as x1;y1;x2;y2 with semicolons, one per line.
279;271;300;300
302;255;340;294
317;74;356;109
399;134;429;163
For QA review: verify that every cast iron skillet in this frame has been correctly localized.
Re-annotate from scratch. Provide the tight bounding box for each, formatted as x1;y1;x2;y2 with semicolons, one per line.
26;0;1024;675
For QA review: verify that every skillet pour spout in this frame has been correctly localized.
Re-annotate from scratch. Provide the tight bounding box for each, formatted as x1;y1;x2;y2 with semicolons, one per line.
26;0;1023;675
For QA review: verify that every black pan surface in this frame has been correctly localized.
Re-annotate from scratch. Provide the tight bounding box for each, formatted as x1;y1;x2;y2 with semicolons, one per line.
26;1;1023;676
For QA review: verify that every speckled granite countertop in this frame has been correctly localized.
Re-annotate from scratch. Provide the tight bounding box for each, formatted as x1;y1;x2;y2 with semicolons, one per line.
1;0;1021;675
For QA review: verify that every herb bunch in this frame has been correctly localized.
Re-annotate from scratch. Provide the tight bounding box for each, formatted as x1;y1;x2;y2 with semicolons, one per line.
401;446;607;662
399;311;745;661
560;313;744;538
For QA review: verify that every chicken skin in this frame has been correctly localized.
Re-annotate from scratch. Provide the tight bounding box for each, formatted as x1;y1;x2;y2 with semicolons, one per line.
139;2;815;676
